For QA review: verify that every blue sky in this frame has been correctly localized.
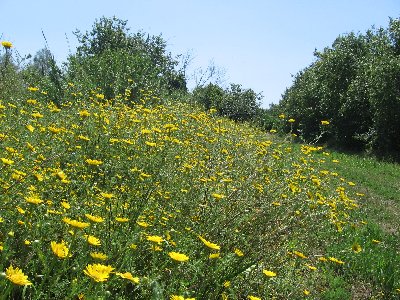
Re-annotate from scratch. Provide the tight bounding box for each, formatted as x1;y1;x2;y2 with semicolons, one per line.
1;0;398;107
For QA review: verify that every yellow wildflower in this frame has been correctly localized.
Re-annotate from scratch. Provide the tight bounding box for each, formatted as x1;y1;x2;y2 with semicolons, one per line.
100;192;114;199
26;124;35;132
137;221;150;227
83;264;114;282
48;126;62;134
85;214;104;223
168;251;189;262
211;193;225;200
328;256;345;265
147;235;163;244
86;159;103;166
63;217;90;229
170;296;184;300
77;135;90;141
1;41;13;49
263;269;277;277
248;296;262;300
79;110;90;117
6;265;32;286
1;157;14;165
51;240;69;259
90;252;108;260
293;250;307;259
61;202;71;209
318;256;328;262
321;120;330;125
306;264;317;271
234;248;244;257
31;112;43;118
34;173;43;181
209;253;220;259
115;272;139;283
16;206;25;214
198;235;220;251
56;170;67;181
141;128;152;134
86;235;101;246
25;195;44;205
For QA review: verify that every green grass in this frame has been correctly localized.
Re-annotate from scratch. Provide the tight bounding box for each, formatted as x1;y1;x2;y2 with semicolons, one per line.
323;151;400;235
313;150;400;299
0;85;399;299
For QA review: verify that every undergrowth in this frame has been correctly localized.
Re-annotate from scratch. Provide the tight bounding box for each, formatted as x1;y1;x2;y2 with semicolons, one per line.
1;83;398;299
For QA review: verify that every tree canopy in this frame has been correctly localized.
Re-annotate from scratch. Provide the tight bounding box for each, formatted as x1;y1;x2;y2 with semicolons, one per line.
278;17;400;159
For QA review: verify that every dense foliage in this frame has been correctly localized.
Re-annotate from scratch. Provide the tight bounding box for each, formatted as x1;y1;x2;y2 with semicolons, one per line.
2;82;396;299
1;17;187;107
278;18;400;160
192;83;262;122
67;17;187;102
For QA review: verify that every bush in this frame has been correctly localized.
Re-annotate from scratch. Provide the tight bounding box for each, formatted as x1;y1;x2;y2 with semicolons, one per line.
22;48;64;105
67;17;187;102
192;83;262;123
192;83;225;111
277;18;400;160
0;43;27;100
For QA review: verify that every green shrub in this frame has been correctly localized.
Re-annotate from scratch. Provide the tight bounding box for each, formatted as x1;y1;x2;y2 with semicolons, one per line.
67;17;186;102
277;18;400;160
192;83;262;123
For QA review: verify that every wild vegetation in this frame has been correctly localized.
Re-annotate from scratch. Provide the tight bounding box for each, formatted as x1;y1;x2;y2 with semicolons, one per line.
275;18;400;160
0;16;399;299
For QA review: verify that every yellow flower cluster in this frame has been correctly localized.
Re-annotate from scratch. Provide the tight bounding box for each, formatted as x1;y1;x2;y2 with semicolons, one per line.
1;41;13;49
0;84;369;298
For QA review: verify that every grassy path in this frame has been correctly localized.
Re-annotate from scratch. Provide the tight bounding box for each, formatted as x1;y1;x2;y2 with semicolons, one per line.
324;152;400;236
317;150;400;299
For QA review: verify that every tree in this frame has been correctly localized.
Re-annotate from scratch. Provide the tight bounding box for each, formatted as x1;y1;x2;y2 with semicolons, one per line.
192;83;225;111
22;48;64;105
277;18;400;159
219;84;261;122
31;48;53;76
67;16;186;101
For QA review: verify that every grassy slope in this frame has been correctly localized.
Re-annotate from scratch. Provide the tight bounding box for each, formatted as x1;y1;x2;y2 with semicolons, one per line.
325;152;400;235
0;88;399;299
314;150;400;299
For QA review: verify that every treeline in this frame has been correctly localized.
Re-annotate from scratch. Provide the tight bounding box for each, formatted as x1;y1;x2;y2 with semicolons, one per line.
1;17;187;106
1;16;262;114
2;16;399;160
275;18;400;160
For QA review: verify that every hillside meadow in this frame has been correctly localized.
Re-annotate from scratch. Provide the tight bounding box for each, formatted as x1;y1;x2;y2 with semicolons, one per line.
0;83;399;299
